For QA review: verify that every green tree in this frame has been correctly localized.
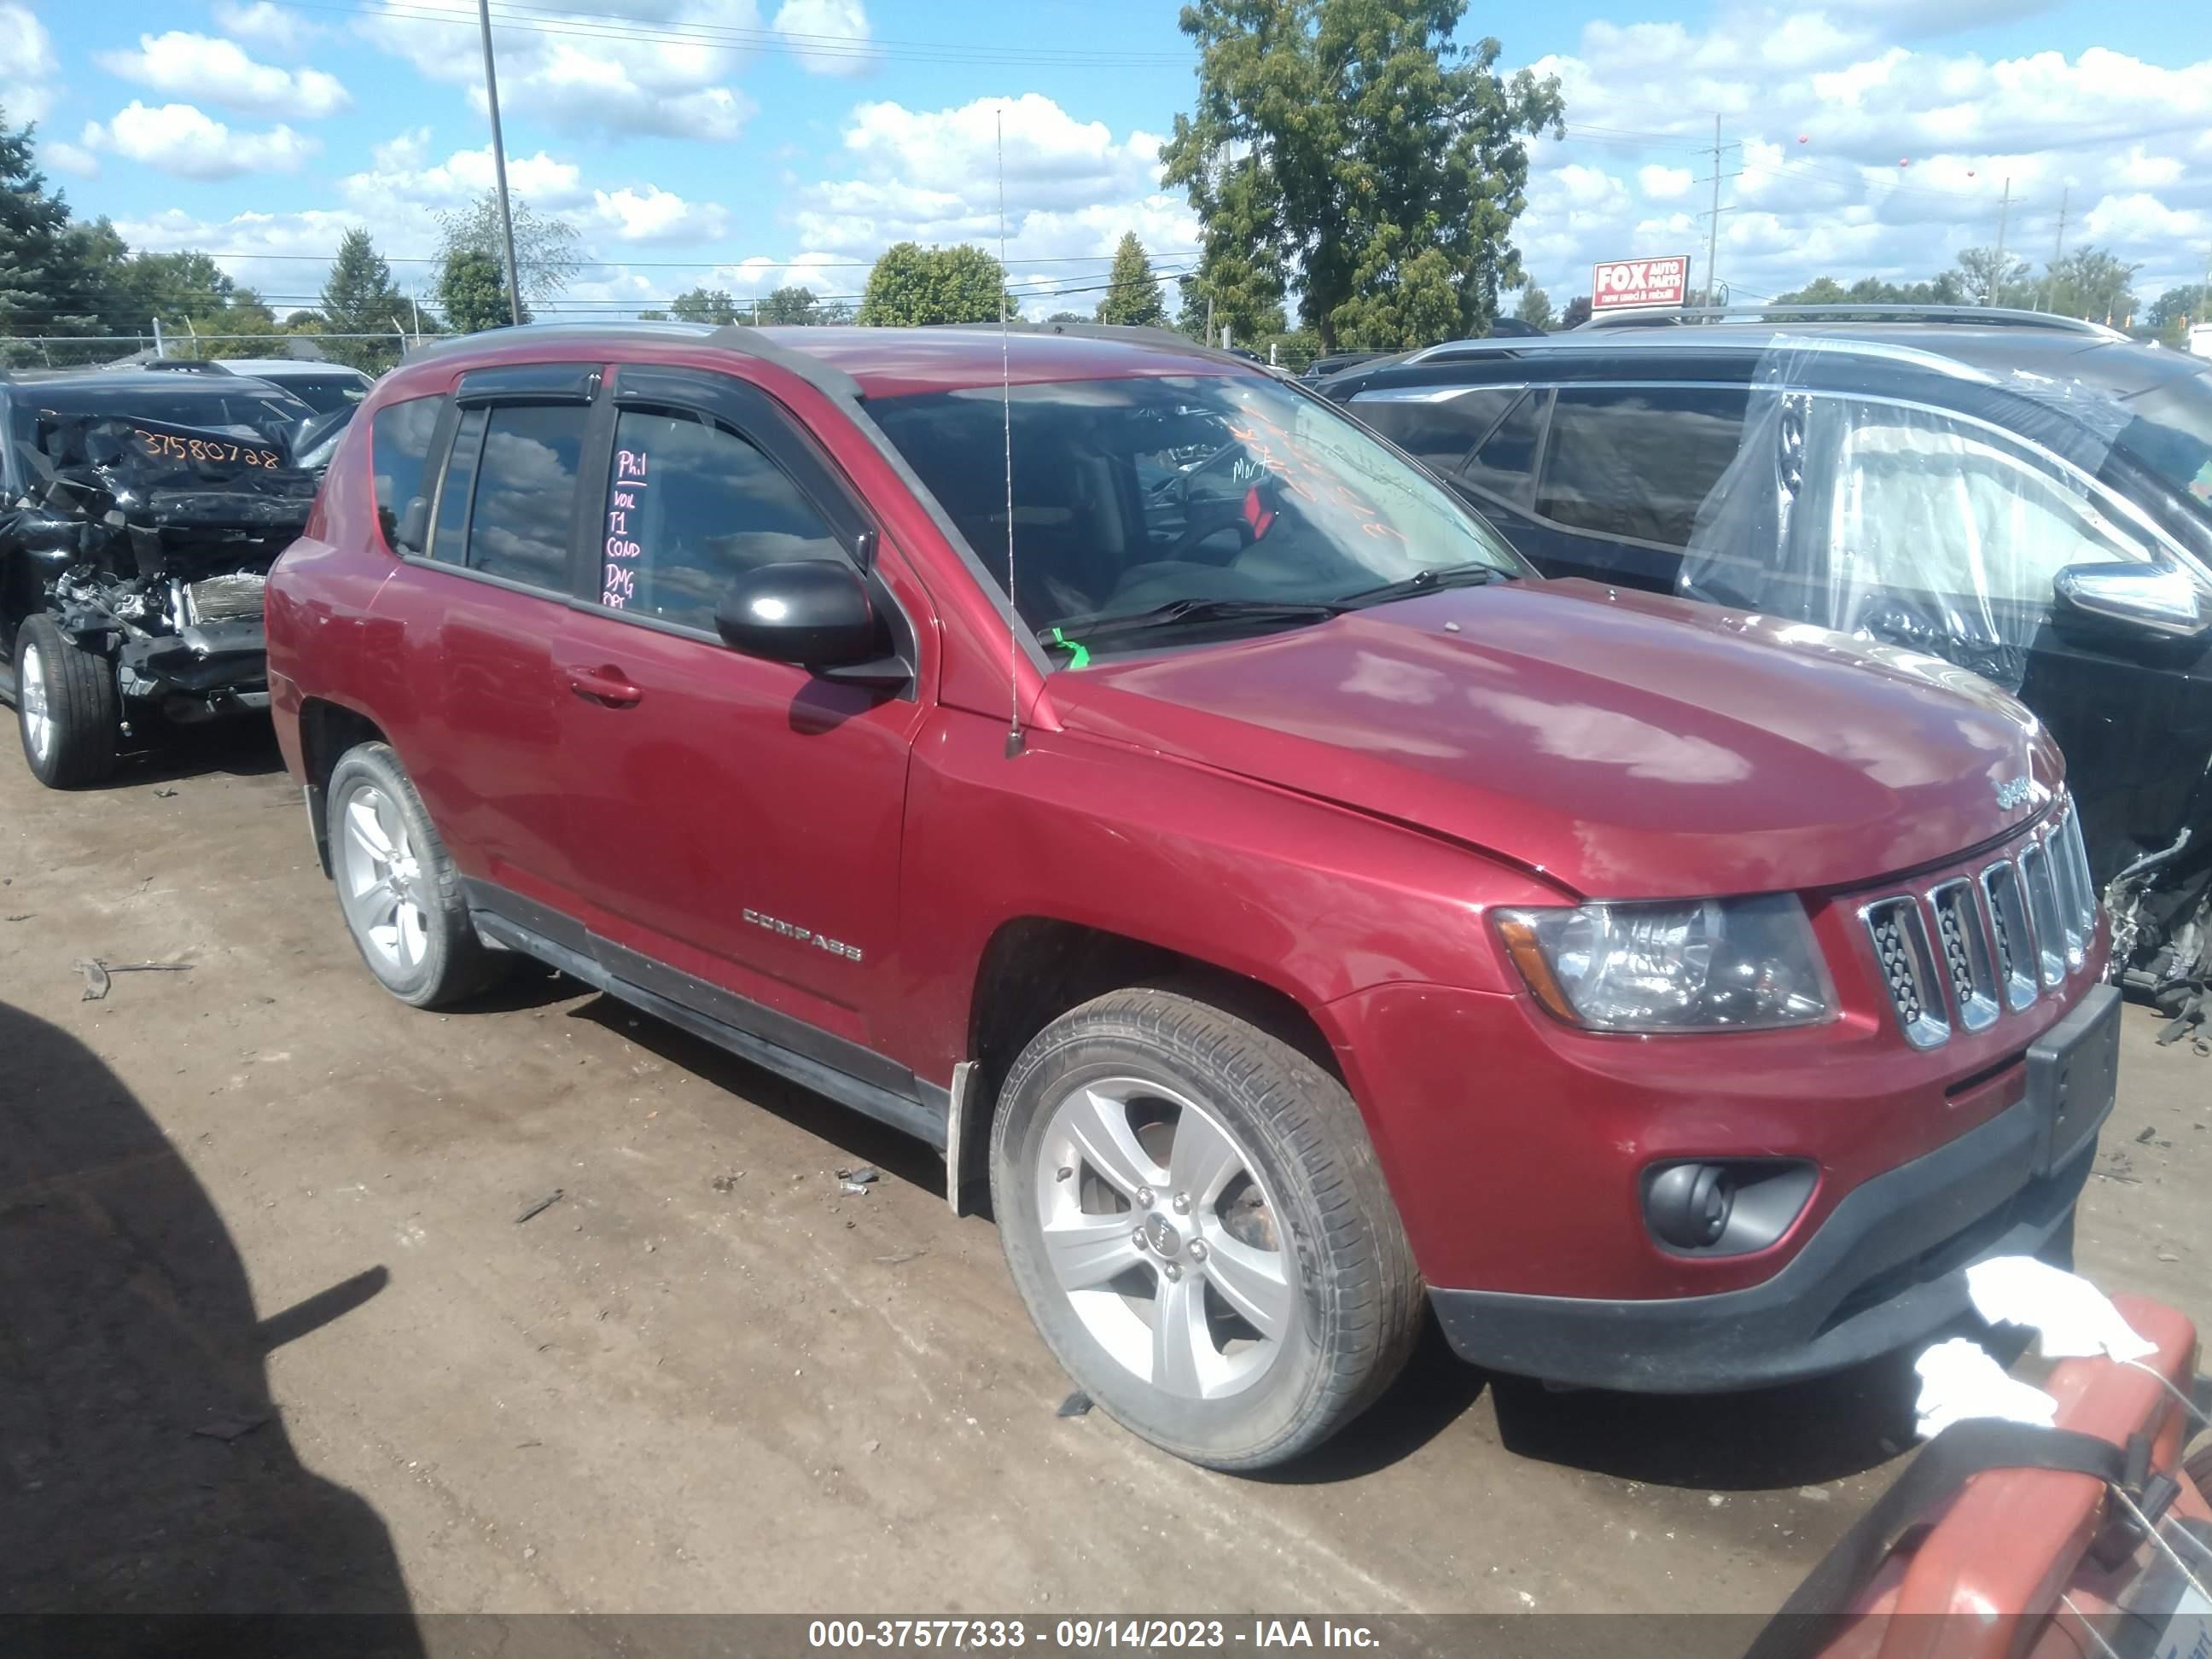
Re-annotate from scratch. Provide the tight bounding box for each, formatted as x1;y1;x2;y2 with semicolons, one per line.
434;192;579;314
1161;0;1563;352
2144;283;2206;347
637;307;670;321
1513;283;1553;330
437;247;514;333
1;107;102;364
1770;271;1971;311
756;285;821;325
1953;246;2034;309
1045;310;1088;323
856;242;1009;327
1557;294;1591;329
669;287;739;324
2041;246;2139;325
1096;232;1168;327
319;228;411;372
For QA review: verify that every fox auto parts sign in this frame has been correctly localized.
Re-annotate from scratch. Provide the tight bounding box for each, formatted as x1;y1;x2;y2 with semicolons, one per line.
1592;256;1691;311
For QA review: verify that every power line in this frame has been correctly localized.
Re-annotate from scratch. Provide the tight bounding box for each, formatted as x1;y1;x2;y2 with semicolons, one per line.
164;249;1200;268
281;0;1191;69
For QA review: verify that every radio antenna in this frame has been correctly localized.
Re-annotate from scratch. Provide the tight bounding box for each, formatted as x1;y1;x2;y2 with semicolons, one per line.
998;105;1024;761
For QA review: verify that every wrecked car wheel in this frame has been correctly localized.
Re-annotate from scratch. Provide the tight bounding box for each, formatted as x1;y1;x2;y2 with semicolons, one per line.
991;987;1423;1470
14;615;120;789
327;742;505;1009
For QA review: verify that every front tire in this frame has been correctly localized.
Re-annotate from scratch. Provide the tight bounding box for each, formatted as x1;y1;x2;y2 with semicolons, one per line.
991;987;1423;1470
14;615;120;789
326;742;504;1009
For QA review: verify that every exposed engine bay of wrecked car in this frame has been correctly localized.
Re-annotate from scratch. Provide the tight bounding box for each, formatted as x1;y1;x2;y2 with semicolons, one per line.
3;413;317;721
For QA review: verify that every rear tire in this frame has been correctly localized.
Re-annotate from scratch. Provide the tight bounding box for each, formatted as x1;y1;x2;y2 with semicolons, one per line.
991;987;1423;1470
14;614;120;789
326;742;505;1009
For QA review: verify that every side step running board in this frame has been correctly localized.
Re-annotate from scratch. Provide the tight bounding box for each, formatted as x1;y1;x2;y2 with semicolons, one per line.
471;908;950;1150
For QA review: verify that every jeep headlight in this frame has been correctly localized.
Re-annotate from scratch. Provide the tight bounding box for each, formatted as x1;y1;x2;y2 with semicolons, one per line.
1494;894;1833;1032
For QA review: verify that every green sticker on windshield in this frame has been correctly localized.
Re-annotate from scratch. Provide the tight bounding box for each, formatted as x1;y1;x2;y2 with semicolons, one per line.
1049;627;1091;670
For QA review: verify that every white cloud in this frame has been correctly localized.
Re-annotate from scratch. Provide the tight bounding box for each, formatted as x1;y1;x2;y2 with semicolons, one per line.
96;32;351;119
341;141;589;211
80;102;320;179
593;185;732;243
1517;15;2212;301
3;2;60;123
212;1;321;55
772;0;879;78
787;94;1196;317
358;0;760;140
44;142;100;178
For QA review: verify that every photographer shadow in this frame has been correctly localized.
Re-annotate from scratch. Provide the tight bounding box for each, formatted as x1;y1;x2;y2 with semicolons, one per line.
0;998;420;1646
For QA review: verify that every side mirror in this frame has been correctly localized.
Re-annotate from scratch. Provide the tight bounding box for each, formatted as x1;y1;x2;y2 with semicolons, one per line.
2053;562;2209;639
714;560;893;674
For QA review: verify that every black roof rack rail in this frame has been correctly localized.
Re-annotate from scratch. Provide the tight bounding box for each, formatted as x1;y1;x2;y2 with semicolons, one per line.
1579;304;2124;339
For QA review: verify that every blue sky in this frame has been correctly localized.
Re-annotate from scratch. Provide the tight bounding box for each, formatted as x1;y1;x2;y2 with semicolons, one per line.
5;0;2210;328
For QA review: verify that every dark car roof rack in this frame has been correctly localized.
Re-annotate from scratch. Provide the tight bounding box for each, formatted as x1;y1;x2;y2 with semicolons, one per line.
1578;304;2125;339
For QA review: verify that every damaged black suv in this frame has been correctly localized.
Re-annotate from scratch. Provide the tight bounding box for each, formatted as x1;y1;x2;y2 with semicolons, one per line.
1;369;322;786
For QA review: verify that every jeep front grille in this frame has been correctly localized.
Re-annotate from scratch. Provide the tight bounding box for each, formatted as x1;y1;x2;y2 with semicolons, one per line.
1928;881;1999;1032
1864;897;1949;1049
2018;841;2064;987
1861;797;2097;1048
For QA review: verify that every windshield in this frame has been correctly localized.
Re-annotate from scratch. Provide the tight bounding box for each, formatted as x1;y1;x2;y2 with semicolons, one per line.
869;372;1525;653
244;373;370;416
2113;367;2212;517
13;386;315;451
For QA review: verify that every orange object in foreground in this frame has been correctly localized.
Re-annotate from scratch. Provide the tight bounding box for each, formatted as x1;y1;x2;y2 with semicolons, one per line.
1776;1295;2211;1659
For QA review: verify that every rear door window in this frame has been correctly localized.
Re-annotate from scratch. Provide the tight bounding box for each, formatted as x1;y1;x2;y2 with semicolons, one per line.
426;404;587;591
1536;386;1749;546
595;408;845;631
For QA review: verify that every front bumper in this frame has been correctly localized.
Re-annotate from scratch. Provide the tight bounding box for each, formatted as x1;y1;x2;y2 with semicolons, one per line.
1428;984;2118;1392
116;619;268;703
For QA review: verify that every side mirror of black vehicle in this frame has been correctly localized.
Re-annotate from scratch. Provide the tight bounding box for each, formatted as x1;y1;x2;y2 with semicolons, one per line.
2053;561;2210;642
713;560;909;686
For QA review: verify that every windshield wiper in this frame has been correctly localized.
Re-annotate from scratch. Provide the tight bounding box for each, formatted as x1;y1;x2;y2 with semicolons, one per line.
1039;597;1344;652
1333;562;1508;611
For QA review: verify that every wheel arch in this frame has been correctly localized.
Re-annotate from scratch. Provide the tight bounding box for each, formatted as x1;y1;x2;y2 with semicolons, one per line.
297;697;393;878
949;915;1347;1212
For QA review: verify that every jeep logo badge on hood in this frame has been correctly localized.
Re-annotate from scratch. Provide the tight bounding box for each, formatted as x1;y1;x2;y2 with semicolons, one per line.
1995;777;2035;811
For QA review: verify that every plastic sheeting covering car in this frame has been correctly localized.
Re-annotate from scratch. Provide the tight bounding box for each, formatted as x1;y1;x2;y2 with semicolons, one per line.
1676;337;2180;695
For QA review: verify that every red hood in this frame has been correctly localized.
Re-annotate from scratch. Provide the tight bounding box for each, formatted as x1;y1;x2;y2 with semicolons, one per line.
1045;579;2064;899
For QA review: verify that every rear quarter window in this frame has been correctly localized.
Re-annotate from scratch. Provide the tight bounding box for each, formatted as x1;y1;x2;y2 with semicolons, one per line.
370;395;449;556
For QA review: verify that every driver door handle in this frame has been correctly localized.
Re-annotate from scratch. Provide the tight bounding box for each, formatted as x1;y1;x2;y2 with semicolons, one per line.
565;666;644;708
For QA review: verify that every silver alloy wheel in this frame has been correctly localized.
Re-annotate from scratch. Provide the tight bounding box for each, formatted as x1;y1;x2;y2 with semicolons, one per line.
20;642;52;763
1033;1075;1298;1400
335;783;430;973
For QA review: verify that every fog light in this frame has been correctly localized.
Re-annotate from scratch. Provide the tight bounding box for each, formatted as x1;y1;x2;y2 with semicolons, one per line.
1645;1162;1735;1249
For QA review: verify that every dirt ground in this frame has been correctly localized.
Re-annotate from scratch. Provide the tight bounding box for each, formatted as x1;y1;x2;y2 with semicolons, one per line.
3;724;2208;1622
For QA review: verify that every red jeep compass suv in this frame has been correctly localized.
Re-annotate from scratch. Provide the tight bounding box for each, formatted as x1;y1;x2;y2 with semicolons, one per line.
265;322;2118;1470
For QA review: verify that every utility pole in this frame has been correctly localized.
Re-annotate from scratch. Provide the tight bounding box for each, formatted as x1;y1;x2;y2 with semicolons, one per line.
1989;177;2012;306
477;0;525;330
2045;185;2069;313
1697;114;1740;320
